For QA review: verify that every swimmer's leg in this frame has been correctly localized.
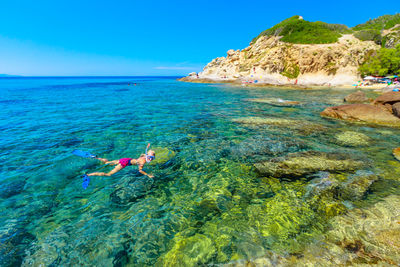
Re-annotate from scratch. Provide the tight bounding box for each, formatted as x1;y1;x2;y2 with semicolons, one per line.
87;164;123;177
96;157;119;165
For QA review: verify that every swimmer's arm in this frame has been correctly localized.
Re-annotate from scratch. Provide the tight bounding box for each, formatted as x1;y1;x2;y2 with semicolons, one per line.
138;164;154;178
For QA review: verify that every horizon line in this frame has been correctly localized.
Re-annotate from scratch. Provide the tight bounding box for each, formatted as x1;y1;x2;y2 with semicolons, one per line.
0;75;184;78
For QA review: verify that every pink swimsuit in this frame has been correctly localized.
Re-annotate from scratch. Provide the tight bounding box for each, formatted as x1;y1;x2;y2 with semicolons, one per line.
119;158;133;168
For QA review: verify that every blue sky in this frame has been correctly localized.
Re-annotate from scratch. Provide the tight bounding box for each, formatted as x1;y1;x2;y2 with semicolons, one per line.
0;0;399;76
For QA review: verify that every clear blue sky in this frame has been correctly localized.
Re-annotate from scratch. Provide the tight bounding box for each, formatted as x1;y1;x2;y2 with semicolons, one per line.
0;0;398;76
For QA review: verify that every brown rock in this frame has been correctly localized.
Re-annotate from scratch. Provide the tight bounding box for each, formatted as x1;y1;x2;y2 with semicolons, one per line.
393;147;400;161
373;91;400;105
321;104;400;126
393;102;400;118
344;90;368;103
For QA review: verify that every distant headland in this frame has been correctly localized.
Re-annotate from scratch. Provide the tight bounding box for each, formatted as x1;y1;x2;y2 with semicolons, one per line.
180;14;400;87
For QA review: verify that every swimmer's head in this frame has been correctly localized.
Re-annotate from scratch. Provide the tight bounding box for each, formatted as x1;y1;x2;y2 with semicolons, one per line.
146;150;155;161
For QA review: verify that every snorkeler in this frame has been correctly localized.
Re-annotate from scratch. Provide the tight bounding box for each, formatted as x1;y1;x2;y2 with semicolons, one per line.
87;146;155;178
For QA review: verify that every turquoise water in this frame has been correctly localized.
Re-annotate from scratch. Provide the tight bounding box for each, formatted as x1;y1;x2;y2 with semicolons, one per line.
1;77;400;266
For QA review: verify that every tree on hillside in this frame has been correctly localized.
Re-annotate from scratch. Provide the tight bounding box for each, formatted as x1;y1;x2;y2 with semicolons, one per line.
359;44;400;76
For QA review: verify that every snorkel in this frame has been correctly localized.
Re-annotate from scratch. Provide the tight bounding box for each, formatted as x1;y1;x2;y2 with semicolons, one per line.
145;143;155;163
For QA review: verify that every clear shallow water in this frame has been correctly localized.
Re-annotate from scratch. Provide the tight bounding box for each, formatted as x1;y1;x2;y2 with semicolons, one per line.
1;77;400;266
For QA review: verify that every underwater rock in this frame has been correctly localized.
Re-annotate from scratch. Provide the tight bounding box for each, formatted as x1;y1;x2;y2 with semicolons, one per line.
321;104;400;126
227;195;400;266
233;116;327;135
338;170;378;200
151;147;176;165
198;189;233;215
334;131;370;147
0;222;36;267
373;91;400;105
232;117;296;126
304;172;338;198
110;176;154;204
326;194;400;265
393;147;400;161
343;90;368;103
228;135;308;161
254;151;364;178
244;98;301;107
0;180;25;198
156;234;216;266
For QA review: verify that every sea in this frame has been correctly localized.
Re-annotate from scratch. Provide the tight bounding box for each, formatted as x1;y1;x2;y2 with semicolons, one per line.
1;76;399;266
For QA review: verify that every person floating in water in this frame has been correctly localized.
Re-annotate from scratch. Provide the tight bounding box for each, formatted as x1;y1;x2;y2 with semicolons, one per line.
87;148;155;178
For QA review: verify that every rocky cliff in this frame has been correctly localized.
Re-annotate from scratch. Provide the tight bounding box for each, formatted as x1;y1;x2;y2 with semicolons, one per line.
180;15;400;86
183;34;378;86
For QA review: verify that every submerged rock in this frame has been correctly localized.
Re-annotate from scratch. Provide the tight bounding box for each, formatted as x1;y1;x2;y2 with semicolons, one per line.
226;195;400;266
0;180;25;198
0;222;36;267
233;116;327;135
150;147;176;165
245;98;301;107
233;117;296;126
304;172;338;198
334;131;370;147
110;176;154;204
156;234;216;266
343;90;368;103
338;170;378;200
321;104;400;126
254;151;364;178
228;135;308;161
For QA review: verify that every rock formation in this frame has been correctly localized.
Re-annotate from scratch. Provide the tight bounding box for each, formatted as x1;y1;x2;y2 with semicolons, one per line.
321;91;400;126
182;35;378;86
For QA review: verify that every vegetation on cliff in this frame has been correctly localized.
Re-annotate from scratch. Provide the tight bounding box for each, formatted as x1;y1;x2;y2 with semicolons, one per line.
251;16;350;45
352;14;400;47
251;14;400;48
359;44;400;76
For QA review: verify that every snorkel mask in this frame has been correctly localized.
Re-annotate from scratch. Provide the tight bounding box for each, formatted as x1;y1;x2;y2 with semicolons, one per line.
145;143;155;163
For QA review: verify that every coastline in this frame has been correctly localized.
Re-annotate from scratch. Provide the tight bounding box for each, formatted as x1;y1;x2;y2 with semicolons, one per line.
178;76;392;91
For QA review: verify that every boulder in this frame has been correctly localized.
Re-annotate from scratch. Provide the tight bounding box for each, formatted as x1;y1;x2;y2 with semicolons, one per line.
254;151;364;178
343;90;368;103
392;102;400;118
373;91;400;105
321;104;400;126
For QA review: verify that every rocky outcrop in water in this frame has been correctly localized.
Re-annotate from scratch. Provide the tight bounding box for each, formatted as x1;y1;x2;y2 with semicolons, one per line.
343;90;368;103
254;151;365;178
322;91;400;126
321;103;400;126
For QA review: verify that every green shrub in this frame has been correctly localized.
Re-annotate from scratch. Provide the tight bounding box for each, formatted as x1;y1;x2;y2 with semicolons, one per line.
281;63;300;79
353;29;382;44
359;44;400;76
251;16;345;45
353;14;400;31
